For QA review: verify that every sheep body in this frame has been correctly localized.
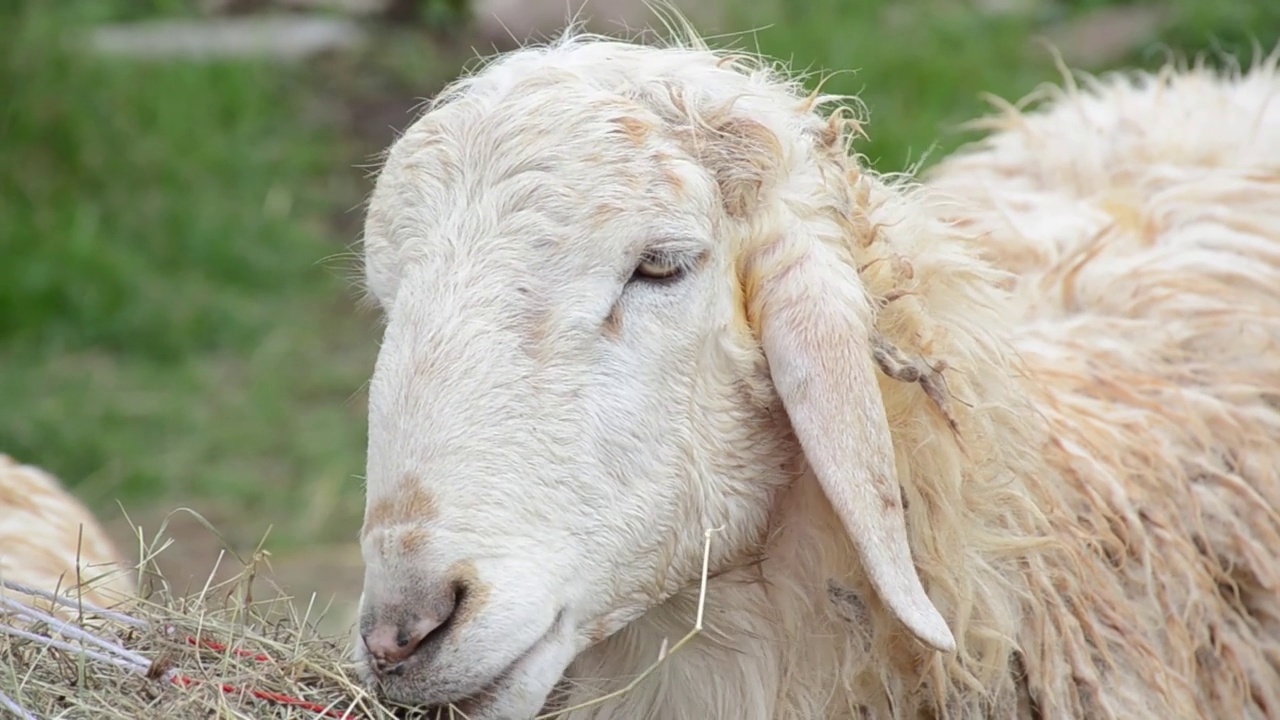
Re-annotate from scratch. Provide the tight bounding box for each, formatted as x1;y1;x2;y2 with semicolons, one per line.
354;28;1280;720
563;57;1280;717
907;56;1280;718
0;453;135;615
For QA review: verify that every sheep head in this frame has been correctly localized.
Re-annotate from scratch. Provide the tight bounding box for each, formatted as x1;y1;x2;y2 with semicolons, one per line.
355;32;955;718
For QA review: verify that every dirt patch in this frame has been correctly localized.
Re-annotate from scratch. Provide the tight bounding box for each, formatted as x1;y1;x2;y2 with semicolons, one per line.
346;92;425;159
300;21;479;240
325;90;428;240
1040;4;1173;69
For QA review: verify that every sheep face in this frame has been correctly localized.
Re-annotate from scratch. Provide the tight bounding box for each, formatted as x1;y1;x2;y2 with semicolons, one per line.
355;36;953;718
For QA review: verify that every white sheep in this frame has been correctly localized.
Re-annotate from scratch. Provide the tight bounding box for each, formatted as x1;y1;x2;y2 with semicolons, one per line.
351;26;1280;720
0;453;135;616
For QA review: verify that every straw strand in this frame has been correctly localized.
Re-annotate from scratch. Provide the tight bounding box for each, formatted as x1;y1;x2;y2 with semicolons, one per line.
0;687;37;720
1;588;360;719
0;579;145;629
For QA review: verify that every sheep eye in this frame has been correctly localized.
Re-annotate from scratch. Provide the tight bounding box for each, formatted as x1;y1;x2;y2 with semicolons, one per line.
631;251;687;284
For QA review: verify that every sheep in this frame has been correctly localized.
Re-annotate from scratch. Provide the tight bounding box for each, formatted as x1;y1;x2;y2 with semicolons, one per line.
350;24;1280;720
922;53;1280;326
0;453;135;616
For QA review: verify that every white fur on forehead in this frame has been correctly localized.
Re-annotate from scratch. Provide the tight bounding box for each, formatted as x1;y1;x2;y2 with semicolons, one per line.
436;31;851;170
432;32;812;117
361;30;863;310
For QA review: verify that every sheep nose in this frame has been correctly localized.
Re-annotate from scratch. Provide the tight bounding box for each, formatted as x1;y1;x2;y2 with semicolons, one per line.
362;591;460;669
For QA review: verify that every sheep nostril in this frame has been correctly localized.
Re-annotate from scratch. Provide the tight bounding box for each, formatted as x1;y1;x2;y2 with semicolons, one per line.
362;585;463;669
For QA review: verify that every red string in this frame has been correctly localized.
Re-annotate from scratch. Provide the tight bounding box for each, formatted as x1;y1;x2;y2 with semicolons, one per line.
185;635;273;663
174;634;360;719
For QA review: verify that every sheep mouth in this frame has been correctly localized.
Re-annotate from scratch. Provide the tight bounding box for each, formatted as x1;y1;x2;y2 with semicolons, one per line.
432;638;548;717
372;623;566;719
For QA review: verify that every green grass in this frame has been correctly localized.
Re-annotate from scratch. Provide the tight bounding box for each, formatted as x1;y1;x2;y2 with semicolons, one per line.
1;0;1277;557
1;2;377;546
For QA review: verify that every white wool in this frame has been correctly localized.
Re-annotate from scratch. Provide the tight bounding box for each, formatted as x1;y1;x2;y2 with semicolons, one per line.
0;454;135;616
354;26;1280;720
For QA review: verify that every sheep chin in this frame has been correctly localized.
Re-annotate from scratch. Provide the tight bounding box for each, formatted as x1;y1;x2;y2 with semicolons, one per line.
368;616;579;720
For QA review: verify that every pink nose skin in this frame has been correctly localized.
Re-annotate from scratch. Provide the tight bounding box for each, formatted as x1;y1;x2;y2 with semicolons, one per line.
363;613;451;668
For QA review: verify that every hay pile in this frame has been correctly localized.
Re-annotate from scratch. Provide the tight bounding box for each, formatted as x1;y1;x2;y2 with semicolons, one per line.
0;535;438;720
1;523;719;719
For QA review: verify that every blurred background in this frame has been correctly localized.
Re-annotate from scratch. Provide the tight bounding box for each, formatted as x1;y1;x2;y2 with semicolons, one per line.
3;0;1277;633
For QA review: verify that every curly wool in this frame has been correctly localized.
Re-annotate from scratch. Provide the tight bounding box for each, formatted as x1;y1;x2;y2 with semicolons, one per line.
909;49;1280;718
0;454;136;617
516;32;1280;720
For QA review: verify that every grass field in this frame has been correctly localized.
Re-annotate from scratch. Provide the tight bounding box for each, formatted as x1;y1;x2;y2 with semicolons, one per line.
2;0;1277;593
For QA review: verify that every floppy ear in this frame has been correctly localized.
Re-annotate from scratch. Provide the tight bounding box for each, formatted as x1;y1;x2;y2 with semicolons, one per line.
750;230;956;654
683;102;952;652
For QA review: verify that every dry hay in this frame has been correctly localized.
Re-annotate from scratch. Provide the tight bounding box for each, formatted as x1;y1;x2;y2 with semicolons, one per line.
0;517;720;719
0;522;429;720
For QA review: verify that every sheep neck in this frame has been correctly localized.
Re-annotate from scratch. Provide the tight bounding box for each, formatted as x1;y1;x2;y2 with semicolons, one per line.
557;468;878;720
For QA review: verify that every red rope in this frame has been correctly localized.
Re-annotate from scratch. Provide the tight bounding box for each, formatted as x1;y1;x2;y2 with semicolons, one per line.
176;634;360;719
185;635;273;662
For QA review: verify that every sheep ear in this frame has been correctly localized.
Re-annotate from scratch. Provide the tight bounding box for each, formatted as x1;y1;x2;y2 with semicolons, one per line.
752;234;956;654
